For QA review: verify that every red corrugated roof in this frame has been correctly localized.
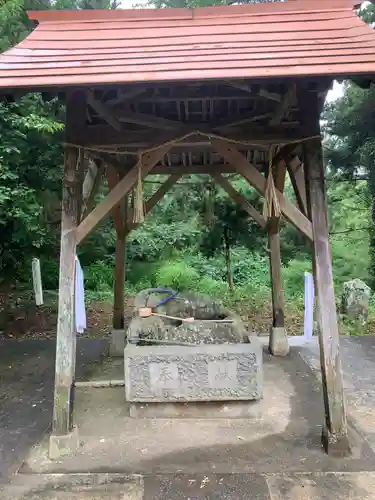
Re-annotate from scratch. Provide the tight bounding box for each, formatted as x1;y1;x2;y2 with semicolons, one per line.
0;0;373;89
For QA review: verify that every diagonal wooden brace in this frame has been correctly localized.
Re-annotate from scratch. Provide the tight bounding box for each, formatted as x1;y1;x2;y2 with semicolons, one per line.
211;138;313;241
76;144;172;244
211;173;266;229
126;173;182;235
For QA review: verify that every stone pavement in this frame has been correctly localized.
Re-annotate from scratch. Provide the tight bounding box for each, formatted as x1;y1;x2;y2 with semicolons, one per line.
4;472;375;498
2;337;375;498
0;339;108;485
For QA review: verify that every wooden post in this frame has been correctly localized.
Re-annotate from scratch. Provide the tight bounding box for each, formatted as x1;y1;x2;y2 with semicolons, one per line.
268;160;289;356
49;90;86;460
81;158;101;219
106;165;127;355
299;86;350;456
113;234;126;329
287;157;308;216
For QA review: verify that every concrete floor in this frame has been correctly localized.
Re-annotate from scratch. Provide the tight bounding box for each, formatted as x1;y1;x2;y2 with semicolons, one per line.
2;337;375;498
0;339;108;485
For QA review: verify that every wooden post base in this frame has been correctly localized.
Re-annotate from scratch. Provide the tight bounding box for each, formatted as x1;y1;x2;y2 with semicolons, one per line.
49;426;80;460
322;426;351;457
269;327;290;356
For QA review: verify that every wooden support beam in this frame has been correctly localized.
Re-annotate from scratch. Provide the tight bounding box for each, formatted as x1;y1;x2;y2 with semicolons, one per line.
113;235;126;330
212;139;313;241
87;90;122;132
270;143;307;215
81;159;102;220
269;84;296;126
94;153;244;175
94;158;240;176
106;164;127;237
118;108;296;133
49;90;86;459
226;81;281;102
80;124;309;148
126;174;182;234
115;92;268;105
106;165;127;331
120;108;184;131
287;158;308;216
211;174;266;229
76;144;172;244
267;158;288;356
299;86;349;456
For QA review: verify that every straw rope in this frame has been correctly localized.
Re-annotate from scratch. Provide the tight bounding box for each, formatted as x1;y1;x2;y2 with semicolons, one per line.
67;130;320;225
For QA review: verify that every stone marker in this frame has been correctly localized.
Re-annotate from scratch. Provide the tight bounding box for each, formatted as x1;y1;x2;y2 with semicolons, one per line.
341;278;371;324
124;338;263;402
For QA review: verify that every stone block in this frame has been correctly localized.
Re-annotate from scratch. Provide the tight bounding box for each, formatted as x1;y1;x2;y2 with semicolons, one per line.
124;339;263;403
341;278;371;324
109;328;126;357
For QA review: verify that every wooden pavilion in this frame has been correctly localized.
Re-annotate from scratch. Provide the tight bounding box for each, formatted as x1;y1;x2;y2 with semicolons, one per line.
0;0;374;458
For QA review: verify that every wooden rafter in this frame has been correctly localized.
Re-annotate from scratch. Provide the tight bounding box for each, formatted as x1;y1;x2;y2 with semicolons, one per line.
81;125;308;148
94;156;243;175
87;90;122;132
76;143;172;244
269;83;296;126
116;93;266;105
119;107;182;131
212;139;313;241
226;81;281;102
115;85;148;103
212;174;266;229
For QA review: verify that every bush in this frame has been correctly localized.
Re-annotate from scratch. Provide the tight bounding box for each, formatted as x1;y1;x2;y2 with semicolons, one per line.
231;247;269;288
182;252;225;281
40;257;59;290
196;277;228;297
126;261;159;287
155;260;200;291
283;259;312;298
84;260;113;292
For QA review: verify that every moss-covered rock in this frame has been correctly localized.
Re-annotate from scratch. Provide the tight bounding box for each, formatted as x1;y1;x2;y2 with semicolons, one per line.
341;278;371;324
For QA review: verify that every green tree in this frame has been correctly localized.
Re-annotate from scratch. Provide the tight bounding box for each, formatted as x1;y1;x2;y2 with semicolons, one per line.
0;0;119;285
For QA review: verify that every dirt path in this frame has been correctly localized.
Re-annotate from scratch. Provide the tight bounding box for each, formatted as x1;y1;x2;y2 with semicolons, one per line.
0;291;133;340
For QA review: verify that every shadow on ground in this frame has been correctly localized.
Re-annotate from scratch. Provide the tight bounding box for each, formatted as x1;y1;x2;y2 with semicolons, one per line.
128;349;374;475
0;339;108;483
